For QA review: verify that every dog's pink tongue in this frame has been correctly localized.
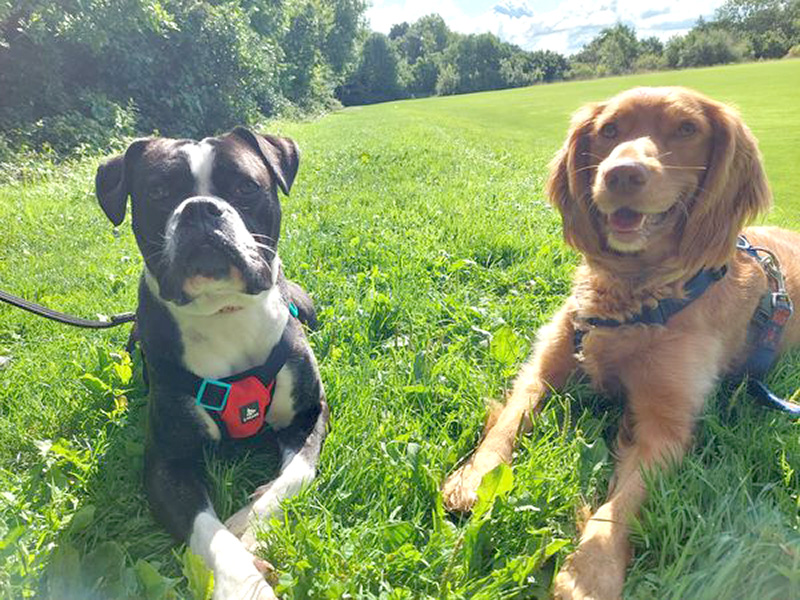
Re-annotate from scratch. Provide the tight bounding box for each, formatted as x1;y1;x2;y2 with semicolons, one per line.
610;208;645;232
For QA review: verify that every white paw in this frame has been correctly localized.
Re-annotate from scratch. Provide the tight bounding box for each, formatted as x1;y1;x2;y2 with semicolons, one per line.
213;556;277;600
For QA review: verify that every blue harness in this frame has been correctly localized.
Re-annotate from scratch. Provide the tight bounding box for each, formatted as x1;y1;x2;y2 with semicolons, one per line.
573;236;799;417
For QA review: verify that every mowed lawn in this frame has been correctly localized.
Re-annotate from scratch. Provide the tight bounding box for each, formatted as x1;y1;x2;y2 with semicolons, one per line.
0;59;798;599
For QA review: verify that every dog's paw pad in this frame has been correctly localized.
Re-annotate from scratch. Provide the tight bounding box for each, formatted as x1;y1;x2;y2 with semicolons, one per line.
253;557;274;574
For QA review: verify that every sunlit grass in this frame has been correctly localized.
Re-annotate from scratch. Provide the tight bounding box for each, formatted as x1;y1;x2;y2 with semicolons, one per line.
0;59;798;598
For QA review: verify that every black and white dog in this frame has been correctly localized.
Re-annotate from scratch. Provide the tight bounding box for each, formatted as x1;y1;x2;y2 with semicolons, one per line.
95;128;328;599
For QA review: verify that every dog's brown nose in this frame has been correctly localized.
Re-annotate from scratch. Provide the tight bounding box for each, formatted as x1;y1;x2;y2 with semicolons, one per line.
604;162;649;194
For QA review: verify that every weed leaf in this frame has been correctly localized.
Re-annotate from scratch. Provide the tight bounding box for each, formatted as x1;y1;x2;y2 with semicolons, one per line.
67;504;95;534
182;548;214;600
473;462;514;520
490;326;524;366
136;559;178;600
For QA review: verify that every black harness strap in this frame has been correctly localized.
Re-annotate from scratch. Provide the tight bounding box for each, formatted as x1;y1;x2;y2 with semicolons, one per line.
190;327;291;403
572;235;799;418
573;265;727;353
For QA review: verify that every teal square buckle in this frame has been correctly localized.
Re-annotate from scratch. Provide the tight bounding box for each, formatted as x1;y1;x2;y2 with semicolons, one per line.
196;378;231;411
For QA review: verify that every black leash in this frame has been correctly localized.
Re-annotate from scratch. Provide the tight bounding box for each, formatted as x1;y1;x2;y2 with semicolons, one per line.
747;379;800;418
736;235;799;417
0;288;135;329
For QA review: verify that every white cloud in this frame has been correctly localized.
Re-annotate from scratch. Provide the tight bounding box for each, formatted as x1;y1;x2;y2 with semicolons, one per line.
367;1;474;35
367;0;726;54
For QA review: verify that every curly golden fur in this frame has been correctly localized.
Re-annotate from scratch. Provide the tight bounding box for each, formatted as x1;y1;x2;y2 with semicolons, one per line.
441;87;800;599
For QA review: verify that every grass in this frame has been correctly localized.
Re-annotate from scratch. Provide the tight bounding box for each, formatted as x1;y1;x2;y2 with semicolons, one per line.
0;59;799;599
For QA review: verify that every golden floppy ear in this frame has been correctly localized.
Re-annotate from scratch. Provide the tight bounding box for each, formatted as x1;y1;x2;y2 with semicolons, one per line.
546;102;605;256
680;100;771;269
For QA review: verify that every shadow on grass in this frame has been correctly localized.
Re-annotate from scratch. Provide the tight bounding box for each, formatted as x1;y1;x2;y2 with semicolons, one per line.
39;345;282;600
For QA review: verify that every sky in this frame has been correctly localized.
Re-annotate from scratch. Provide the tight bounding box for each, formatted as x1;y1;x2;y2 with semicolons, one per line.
366;0;726;55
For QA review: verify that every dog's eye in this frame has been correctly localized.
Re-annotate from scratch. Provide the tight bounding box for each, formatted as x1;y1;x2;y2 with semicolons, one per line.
599;123;618;139
235;179;260;196
148;184;170;200
677;121;697;137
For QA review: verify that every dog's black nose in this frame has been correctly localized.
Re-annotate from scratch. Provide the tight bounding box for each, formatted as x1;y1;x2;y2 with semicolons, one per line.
180;197;223;224
604;162;650;194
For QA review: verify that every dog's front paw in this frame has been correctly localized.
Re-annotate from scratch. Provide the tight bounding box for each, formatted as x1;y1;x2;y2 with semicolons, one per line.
552;542;626;600
213;555;277;600
441;461;482;513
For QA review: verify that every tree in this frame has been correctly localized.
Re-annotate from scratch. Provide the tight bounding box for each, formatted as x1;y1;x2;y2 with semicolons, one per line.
338;32;403;105
388;14;452;97
639;36;664;55
715;0;800;57
0;0;368;155
571;23;641;75
441;33;509;94
532;50;570;81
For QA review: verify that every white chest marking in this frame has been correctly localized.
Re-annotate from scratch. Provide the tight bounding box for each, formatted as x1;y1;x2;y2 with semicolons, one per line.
181;141;215;196
170;284;289;380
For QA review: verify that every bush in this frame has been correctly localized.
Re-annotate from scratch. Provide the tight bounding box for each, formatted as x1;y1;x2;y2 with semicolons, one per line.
28;96;138;156
634;52;668;72
0;0;365;155
500;53;544;88
666;28;747;68
435;63;460;95
787;43;800;57
567;62;597;80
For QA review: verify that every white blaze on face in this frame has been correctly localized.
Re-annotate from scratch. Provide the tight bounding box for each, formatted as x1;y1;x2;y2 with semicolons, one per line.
181;140;216;196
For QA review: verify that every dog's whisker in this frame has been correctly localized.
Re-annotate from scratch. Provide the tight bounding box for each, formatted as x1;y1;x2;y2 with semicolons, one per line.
142;248;165;262
253;244;276;260
251;233;277;244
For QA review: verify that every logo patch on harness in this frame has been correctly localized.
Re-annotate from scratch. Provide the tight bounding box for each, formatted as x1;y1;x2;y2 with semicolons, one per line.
240;401;260;424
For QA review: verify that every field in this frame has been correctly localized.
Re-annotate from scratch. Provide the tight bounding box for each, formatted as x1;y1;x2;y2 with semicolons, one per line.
1;59;799;599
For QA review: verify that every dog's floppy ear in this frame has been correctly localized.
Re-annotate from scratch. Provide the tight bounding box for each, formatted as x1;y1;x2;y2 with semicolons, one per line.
232;127;299;195
546;102;605;256
95;140;149;226
680;99;771;269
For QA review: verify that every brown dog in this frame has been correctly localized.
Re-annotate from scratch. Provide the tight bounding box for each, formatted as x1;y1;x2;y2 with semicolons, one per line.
441;87;800;599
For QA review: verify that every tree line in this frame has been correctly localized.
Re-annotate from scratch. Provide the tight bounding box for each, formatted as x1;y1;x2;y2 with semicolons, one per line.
340;0;800;105
0;0;797;160
337;14;568;105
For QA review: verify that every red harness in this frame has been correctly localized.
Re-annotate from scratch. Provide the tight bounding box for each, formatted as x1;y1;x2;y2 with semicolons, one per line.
203;377;275;439
194;329;290;439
